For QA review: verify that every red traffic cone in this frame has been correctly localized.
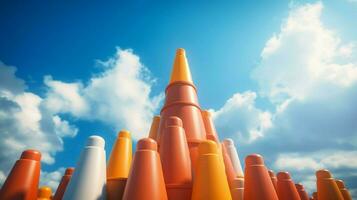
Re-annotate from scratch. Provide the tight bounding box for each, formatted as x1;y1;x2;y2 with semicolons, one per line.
53;167;74;200
0;149;41;200
244;154;278;200
276;172;300;200
335;180;352;200
268;170;277;191
295;183;309;200
316;169;343;200
123;138;167;200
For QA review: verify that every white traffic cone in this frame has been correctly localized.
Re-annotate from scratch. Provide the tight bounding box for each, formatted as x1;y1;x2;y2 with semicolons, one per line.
63;135;107;200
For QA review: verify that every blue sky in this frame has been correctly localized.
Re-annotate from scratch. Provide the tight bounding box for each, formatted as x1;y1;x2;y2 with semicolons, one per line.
0;0;356;196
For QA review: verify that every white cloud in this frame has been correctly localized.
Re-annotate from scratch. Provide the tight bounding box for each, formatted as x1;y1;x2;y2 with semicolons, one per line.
214;2;357;196
40;168;65;191
213;91;272;142
43;48;163;140
0;63;78;185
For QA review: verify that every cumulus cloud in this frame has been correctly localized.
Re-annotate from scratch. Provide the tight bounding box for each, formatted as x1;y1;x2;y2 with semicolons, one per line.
0;62;78;185
43;48;163;140
213;91;272;142
40;168;65;191
214;2;357;195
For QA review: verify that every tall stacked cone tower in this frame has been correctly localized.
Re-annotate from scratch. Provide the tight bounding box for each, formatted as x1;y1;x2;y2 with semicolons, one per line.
0;48;354;200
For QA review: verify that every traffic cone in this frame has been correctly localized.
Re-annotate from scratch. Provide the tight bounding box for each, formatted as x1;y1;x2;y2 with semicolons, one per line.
53;167;74;200
244;154;278;200
158;48;207;169
191;140;232;200
231;177;244;200
316;169;343;200
222;139;244;178
37;186;52;200
268;170;278;191
295;183;309;200
107;178;127;200
63;135;107;200
221;143;237;190
335;180;352;200
107;130;132;179
122;138;167;200
148;116;161;141
0;149;41;200
159;116;192;200
276;172;300;200
313;191;318;200
201;110;219;142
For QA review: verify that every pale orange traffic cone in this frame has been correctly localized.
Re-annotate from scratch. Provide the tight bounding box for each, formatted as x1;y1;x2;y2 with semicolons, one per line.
148;115;161;141
276;172;300;200
244;154;278;200
231;177;244;200
335;180;352;200
159;116;192;200
122;138;167;200
316;169;343;200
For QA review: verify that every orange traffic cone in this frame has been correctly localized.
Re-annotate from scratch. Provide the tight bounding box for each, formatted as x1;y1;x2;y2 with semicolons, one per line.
201;110;219;142
191;140;232;200
276;172;300;200
244;154;278;200
158;48;207;169
316;169;343;200
107;130;132;200
0;149;41;200
159;116;192;200
53;167;74;200
335;180;352;200
148;116;161;141
268;170;278;191
37;186;52;200
231;177;244;200
313;191;318;200
295;183;309;200
122;138;167;200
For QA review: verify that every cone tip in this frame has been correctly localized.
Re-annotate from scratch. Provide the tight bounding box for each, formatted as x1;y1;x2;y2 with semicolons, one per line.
118;130;131;138
268;169;276;177
137;138;157;151
277;171;291;180
38;186;52;198
21;149;41;161
316;169;332;179
65;167;75;175
295;183;304;190
86;135;105;148
176;48;186;55
245;154;264;166
199;140;218;155
222;138;234;146
335;180;345;189
165;116;183;127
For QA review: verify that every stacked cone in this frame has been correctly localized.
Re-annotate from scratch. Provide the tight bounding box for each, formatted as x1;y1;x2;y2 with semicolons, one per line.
63;135;107;200
53;168;74;200
1;48;355;200
276;172;300;200
37;186;52;200
158;48;207;170
106;130;132;200
0;149;41;200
